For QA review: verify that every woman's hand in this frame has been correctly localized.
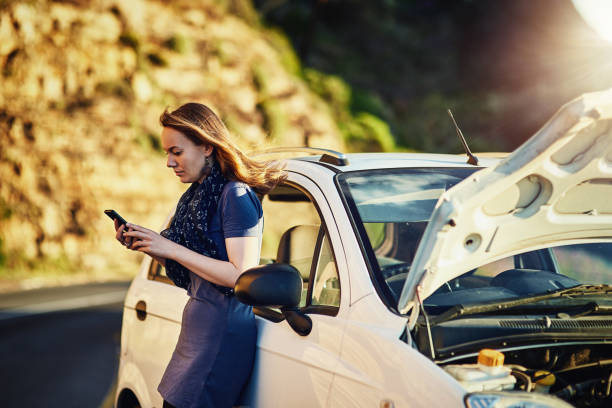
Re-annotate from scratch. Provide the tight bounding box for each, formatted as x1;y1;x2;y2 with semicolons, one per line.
114;219;133;248
123;223;177;259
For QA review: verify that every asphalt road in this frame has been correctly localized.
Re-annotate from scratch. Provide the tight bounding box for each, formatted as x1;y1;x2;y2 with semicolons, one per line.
0;281;130;408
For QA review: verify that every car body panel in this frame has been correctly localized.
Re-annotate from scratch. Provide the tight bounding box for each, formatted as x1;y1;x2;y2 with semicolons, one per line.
116;360;153;408
242;314;347;407
117;257;186;408
331;309;464;408
399;88;612;314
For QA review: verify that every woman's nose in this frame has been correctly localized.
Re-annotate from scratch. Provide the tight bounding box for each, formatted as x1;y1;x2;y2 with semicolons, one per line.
167;156;176;167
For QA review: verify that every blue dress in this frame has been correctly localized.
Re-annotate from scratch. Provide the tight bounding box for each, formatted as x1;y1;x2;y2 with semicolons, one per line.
158;181;261;408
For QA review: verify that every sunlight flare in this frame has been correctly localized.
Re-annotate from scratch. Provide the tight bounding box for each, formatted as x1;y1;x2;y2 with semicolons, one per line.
572;0;612;42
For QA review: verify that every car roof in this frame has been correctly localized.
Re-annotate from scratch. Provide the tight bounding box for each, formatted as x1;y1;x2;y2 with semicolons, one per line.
290;152;504;172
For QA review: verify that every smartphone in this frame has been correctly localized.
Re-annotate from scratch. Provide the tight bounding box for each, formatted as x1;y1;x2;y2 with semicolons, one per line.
104;209;128;227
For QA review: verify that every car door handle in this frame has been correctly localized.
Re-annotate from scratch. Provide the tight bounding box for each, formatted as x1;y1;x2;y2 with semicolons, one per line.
135;300;147;321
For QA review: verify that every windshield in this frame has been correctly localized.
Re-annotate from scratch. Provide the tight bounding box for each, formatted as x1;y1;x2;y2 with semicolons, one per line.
338;168;612;313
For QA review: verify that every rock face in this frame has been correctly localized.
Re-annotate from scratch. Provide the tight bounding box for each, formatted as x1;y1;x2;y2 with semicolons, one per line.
0;0;343;288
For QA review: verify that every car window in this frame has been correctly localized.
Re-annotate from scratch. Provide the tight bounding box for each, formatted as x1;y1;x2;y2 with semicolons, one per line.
262;182;340;312
423;243;612;312
148;258;174;285
470;256;514;278
311;233;340;307
550;243;612;285
337;168;478;310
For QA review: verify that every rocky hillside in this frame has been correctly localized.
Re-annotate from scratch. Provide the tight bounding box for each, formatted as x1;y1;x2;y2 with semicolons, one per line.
0;0;343;290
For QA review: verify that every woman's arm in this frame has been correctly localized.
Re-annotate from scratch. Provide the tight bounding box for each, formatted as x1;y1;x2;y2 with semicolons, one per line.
171;236;259;287
125;224;258;287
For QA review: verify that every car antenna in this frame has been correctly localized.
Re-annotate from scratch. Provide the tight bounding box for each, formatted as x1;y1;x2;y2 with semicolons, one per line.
447;109;478;166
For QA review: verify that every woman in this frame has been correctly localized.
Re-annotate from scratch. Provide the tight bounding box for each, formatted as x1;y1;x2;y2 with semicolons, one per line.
114;103;285;408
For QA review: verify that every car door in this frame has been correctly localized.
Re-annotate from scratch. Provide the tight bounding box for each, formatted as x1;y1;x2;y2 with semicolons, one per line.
122;254;188;407
241;174;348;408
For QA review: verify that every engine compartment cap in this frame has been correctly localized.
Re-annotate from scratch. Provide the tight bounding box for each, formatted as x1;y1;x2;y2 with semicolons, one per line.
478;349;505;367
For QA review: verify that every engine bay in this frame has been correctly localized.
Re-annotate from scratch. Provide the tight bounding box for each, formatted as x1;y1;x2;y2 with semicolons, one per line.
413;328;612;407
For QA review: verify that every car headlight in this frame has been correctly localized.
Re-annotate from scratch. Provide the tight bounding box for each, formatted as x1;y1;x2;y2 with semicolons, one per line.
465;392;573;408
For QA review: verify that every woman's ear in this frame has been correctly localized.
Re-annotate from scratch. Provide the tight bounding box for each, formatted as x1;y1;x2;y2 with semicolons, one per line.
201;144;214;157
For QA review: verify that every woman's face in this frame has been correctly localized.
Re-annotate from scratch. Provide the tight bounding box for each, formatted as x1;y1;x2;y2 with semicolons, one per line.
161;127;212;183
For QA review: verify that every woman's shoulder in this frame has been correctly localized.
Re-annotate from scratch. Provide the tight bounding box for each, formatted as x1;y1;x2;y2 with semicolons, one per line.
222;180;252;192
220;181;262;213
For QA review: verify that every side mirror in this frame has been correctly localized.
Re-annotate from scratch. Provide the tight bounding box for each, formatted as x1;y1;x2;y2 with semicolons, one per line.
235;263;312;336
235;263;302;307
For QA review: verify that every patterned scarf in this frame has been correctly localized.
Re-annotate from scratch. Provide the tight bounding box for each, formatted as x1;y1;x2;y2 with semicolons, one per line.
161;162;227;290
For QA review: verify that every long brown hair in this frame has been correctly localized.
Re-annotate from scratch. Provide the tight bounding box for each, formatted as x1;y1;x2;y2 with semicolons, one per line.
160;103;286;194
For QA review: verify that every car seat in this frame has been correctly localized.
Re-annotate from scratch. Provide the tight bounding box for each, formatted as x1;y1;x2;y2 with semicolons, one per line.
276;224;321;306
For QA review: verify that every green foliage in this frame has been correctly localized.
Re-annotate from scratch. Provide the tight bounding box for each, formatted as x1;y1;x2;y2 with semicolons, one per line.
210;39;240;66
147;132;162;152
133;130;163;154
396;92;503;154
129;113;163;154
303;69;350;115
227;0;261;26
0;198;12;219
0;238;5;268
263;28;301;76
0;248;77;279
251;63;288;140
251;62;269;93
351;89;389;121
95;80;133;99
119;32;140;51
256;99;287;141
120;31;171;71
146;52;168;67
303;68;394;152
164;34;192;54
345;113;395;152
363;222;385;250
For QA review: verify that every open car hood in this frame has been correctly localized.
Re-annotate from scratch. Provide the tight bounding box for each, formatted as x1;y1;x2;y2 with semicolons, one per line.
398;88;612;315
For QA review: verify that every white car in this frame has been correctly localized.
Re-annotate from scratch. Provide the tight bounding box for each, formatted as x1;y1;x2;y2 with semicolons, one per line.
115;89;612;408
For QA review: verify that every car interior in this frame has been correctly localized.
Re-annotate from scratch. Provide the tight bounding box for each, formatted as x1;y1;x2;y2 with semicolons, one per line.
261;183;341;309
